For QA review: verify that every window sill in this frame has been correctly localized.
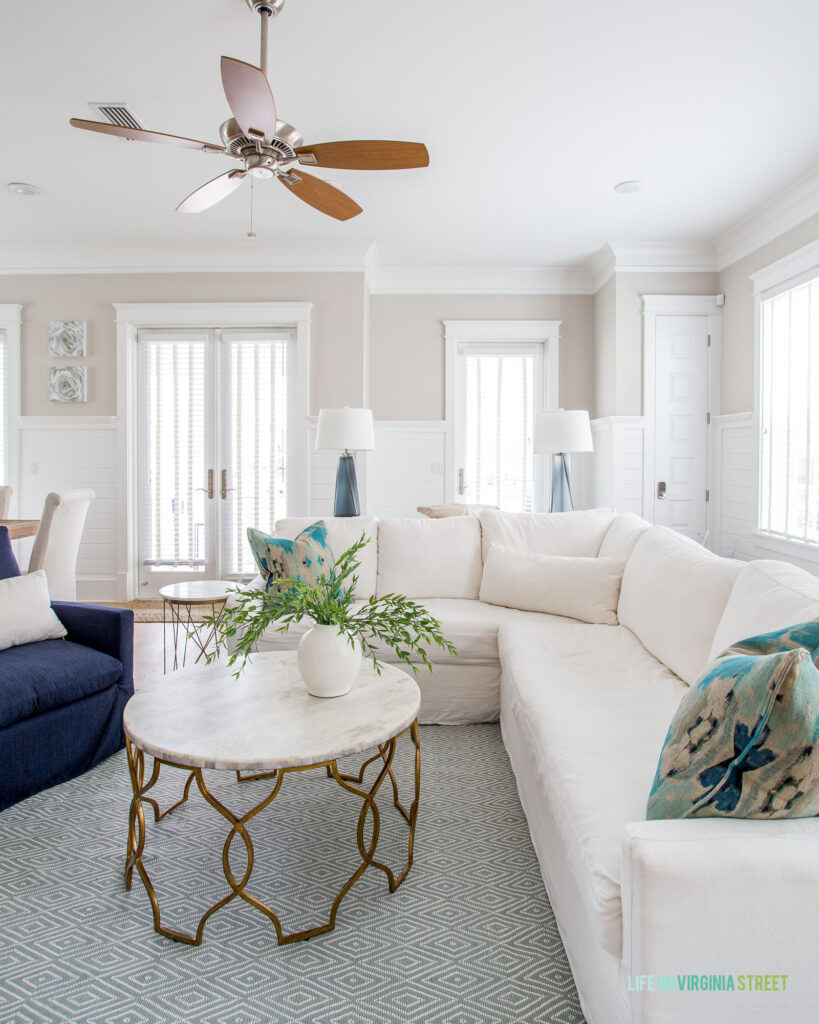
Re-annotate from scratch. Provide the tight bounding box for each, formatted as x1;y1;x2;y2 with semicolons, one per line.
751;530;819;565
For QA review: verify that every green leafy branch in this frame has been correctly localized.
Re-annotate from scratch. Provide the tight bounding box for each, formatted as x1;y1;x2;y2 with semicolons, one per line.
204;533;457;678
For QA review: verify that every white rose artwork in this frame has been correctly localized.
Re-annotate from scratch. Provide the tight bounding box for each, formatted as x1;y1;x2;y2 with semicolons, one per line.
49;366;87;403
48;320;86;357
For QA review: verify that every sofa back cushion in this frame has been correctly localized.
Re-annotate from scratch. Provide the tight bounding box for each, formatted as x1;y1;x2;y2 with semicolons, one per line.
377;516;482;599
597;512;651;560
480;544;624;624
618;527;742;684
478;507;617;561
274;516;379;598
709;560;819;661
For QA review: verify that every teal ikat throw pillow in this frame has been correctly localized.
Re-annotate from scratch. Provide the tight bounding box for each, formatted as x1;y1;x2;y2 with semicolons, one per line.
247;521;332;592
647;625;819;820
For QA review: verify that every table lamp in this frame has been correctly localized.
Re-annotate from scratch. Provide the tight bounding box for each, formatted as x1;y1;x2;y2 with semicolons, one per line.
315;407;375;517
534;409;593;512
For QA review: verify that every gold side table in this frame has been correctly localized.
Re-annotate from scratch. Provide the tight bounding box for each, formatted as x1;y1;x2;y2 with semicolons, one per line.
123;651;421;946
159;580;235;672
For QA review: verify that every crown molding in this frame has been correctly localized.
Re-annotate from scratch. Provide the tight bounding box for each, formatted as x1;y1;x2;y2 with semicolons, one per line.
715;164;819;270
366;264;593;295
587;244;616;293
587;242;718;293
0;241;375;275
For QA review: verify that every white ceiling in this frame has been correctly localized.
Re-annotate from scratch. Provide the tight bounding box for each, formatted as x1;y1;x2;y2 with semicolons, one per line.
2;0;819;269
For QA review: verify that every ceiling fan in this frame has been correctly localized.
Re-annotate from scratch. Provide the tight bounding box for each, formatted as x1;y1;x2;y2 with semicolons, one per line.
70;0;429;222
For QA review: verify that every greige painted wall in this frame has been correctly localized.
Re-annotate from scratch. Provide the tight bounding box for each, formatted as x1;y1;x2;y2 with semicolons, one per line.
593;275;616;418
719;212;819;414
369;293;594;421
0;271;368;416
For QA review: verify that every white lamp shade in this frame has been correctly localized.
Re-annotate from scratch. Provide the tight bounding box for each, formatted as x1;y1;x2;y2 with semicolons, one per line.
315;407;375;452
534;409;593;454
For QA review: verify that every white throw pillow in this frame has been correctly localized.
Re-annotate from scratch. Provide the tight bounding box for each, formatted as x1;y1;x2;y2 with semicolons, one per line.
0;570;67;651
479;544;625;625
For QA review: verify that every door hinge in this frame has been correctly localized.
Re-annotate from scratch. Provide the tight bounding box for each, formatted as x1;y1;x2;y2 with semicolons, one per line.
707;334;711;347
706;411;711;425
705;489;710;502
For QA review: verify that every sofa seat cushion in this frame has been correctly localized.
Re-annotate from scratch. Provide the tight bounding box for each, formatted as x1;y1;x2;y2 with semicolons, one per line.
499;618;686;956
0;638;123;728
243;596;558;664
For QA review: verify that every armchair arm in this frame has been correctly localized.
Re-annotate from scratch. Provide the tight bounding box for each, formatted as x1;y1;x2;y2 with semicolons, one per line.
52;602;134;694
621;818;819;1023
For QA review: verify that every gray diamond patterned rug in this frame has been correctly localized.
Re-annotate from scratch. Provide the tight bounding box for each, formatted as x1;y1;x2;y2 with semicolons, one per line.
0;725;586;1024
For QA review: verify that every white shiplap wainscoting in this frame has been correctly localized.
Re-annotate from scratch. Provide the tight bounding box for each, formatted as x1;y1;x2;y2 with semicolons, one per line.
712;412;755;561
16;417;123;601
366;421;446;518
589;416;646;514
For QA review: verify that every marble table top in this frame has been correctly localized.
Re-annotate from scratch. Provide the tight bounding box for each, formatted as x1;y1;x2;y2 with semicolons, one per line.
124;651;421;771
158;580;237;605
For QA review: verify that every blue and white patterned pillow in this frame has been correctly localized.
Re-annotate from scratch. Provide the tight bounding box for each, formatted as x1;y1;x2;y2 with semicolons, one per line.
246;521;332;592
647;624;819;820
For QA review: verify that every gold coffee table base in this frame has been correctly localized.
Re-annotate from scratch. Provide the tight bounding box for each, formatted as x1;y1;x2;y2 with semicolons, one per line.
125;721;420;946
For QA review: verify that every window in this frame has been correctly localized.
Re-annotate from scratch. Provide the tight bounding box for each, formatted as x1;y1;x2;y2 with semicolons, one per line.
758;270;819;545
460;343;541;511
444;321;560;513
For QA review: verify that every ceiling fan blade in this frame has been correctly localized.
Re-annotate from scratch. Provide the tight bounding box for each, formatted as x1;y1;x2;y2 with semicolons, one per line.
70;118;224;153
176;169;247;213
295;141;430;170
221;56;277;143
280;170;362;221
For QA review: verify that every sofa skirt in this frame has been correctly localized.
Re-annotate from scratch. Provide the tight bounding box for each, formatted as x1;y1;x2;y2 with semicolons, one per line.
0;684;128;811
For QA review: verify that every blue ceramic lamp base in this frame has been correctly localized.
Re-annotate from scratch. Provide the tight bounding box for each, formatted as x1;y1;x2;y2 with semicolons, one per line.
550;453;574;513
333;452;360;517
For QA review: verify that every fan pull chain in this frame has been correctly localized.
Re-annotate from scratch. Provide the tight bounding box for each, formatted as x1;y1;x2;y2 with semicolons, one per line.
248;174;256;238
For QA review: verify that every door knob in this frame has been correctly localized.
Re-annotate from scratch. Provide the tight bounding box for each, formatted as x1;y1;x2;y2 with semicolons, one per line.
196;469;214;499
656;481;667;500
221;469;236;500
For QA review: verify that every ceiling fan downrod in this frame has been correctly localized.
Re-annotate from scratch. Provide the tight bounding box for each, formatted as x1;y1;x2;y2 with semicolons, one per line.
246;0;285;76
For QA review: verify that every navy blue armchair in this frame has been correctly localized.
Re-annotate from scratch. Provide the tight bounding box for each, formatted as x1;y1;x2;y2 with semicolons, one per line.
0;527;134;811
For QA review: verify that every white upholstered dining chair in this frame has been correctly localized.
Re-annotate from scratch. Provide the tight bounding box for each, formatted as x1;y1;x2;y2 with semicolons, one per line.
0;485;12;519
28;489;95;601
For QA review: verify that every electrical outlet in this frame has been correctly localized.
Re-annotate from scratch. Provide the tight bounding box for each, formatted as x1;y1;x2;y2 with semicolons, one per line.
30;462;38;475
430;462;444;476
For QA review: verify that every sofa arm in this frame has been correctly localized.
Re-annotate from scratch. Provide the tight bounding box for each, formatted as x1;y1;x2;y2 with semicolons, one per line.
621;818;819;1023
52;602;134;693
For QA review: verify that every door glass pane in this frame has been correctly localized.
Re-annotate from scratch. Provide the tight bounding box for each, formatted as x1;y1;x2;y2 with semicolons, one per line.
220;331;290;580
462;346;538;511
137;332;208;573
0;329;6;481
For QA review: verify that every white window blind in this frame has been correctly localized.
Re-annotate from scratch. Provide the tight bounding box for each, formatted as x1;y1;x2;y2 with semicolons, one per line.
759;271;819;544
0;329;6;481
219;330;290;579
137;331;208;570
460;342;541;511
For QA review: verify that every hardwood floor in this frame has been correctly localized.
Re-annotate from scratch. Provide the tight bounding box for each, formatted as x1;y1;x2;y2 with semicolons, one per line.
133;623;225;690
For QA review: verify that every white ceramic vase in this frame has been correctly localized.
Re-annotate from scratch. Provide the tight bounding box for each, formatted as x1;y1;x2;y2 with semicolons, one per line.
297;624;362;698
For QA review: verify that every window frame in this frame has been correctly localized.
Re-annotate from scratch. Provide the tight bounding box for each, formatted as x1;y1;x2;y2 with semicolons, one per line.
443;320;560;511
751;238;819;564
0;304;22;506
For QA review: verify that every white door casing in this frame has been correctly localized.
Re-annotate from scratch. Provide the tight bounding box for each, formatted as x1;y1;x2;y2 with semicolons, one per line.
642;296;721;545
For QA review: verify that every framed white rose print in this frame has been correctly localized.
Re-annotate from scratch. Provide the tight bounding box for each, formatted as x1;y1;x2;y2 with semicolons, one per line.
49;366;87;403
48;321;87;357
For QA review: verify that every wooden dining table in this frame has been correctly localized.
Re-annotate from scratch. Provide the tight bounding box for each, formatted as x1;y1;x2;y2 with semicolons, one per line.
0;519;40;540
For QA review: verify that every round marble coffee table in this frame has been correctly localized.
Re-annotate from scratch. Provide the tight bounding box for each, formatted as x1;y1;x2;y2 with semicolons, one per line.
123;650;421;946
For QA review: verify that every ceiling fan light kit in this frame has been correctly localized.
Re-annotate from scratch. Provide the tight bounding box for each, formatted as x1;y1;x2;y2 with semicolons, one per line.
70;0;428;223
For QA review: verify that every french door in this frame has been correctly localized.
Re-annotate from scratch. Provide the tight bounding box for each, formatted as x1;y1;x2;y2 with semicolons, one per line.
136;328;292;596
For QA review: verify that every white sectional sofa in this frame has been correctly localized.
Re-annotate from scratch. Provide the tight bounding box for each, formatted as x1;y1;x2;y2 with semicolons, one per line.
242;508;819;1024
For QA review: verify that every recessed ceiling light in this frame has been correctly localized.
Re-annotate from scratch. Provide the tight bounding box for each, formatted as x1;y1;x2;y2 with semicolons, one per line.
614;180;642;194
7;182;41;197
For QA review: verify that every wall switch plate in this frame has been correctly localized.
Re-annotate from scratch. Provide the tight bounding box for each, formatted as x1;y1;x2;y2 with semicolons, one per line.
431;462;444;475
